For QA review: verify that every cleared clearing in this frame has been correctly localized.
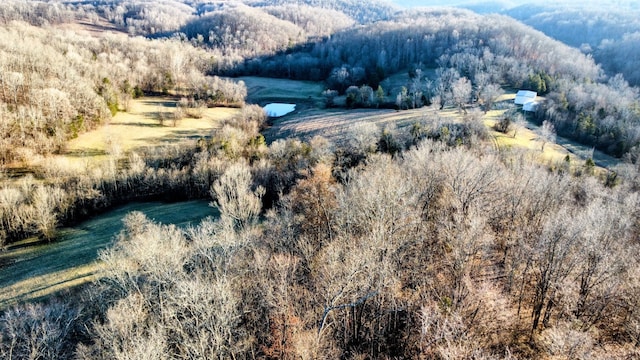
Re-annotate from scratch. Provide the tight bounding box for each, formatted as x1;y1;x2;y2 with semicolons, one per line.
66;97;239;156
0;200;215;310
3;98;239;183
265;106;460;144
263;82;618;170
491;92;619;168
4;97;239;175
0;98;234;307
483;109;579;164
239;76;325;106
54;17;126;38
1;77;619;309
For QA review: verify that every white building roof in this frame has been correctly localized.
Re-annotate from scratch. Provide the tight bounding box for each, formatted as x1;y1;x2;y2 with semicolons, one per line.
523;101;539;112
514;90;537;105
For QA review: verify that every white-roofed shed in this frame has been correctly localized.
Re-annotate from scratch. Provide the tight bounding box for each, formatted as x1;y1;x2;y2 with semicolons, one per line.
514;90;537;105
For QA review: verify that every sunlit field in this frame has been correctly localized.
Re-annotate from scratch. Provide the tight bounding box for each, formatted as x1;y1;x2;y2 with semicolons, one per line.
258;78;615;170
12;97;241;175
66;97;239;157
1;0;638;356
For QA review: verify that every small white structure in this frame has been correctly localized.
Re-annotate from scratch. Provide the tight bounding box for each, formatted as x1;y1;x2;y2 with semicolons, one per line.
514;90;537;106
263;103;296;117
523;101;539;112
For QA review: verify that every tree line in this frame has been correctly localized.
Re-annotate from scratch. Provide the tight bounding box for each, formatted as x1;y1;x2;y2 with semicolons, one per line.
0;17;246;166
505;2;640;87
5;1;639;158
1;3;640;358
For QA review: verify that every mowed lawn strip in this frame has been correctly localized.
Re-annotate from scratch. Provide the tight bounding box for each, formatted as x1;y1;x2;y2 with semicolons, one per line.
238;76;325;104
0;200;215;309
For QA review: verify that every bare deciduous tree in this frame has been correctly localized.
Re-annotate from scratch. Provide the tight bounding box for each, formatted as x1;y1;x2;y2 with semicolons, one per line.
540;120;557;151
211;161;264;232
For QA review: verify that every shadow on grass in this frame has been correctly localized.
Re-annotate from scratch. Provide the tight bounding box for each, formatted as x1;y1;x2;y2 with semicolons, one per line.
110;119;165;128
151;130;213;144
63;148;108;157
140;99;176;108
0;200;216;309
0;271;96;310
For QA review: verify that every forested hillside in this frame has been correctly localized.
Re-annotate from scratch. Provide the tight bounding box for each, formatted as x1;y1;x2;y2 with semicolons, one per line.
1;1;640;359
505;3;640;86
0;16;246;165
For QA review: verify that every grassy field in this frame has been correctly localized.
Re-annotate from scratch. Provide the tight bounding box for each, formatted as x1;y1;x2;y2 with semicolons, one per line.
483;109;579;163
0;96;234;309
13;97;241;175
0;97;235;308
380;68;438;99
238;76;326;106
65;97;239;158
262;81;617;171
0;200;215;309
489;92;619;169
264;106;460;144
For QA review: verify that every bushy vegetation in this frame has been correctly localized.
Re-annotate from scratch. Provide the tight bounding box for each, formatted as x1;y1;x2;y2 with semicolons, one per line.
0;22;110;163
3;1;640;359
5;1;639;157
0;103;266;246
248;8;640;156
0;18;246;165
6;124;640;358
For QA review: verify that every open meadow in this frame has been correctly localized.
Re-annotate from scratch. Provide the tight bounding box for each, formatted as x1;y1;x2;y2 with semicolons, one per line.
64;97;240;160
260;79;617;170
0;78;619;309
8;97;241;179
239;76;326;106
0;200;214;310
2;2;639;357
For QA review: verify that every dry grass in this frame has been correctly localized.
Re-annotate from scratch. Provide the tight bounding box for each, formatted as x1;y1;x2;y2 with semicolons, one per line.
4;96;236;177
68;97;238;152
381;68;437;97
1;79;619;310
7;97;237;174
0;263;97;310
483;106;619;170
0;97;233;308
483;110;577;163
267;95;617;172
265;106;461;144
54;17;126;38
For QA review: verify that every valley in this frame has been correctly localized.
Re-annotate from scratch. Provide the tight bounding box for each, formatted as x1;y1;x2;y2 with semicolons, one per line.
0;1;639;359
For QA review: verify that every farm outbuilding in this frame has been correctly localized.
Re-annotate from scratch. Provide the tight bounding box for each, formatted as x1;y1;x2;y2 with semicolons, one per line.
523;101;539;112
514;90;537;105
